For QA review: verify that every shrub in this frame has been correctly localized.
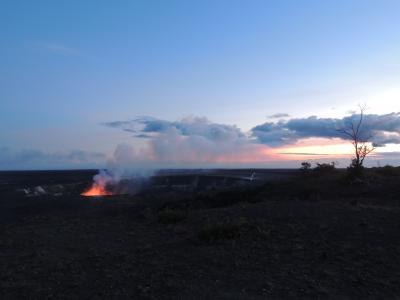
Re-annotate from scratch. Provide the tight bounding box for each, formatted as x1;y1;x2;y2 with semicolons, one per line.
199;217;248;241
300;161;338;177
347;159;364;180
314;162;336;172
158;208;187;224
300;161;312;174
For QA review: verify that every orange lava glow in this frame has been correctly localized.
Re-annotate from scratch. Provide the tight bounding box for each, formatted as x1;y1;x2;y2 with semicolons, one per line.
81;183;113;197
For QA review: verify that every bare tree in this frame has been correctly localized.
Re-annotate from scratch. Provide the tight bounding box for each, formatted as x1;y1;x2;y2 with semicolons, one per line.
337;105;375;172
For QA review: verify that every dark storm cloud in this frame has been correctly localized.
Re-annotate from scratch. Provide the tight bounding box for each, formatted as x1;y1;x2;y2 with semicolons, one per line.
252;112;400;146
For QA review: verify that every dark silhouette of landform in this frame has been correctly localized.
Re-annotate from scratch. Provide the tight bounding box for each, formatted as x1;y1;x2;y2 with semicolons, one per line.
1;166;400;299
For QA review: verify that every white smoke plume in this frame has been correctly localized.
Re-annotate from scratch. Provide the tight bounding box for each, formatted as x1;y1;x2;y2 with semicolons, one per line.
84;116;275;195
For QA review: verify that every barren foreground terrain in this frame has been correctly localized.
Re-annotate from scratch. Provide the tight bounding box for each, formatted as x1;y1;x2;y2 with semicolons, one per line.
1;169;400;299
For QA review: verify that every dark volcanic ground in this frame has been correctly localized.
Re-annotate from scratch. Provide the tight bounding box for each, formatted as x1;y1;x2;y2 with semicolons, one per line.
1;170;400;299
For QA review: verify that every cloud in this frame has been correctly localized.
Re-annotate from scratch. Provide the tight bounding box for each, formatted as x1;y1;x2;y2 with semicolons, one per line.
102;112;400;168
268;113;290;119
103;116;275;168
104;116;246;143
134;133;152;138
0;148;106;170
278;152;334;156
252;112;400;147
4;112;399;170
103;121;133;128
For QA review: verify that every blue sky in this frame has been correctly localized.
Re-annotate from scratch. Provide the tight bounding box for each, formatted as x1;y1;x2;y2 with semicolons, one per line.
1;0;400;169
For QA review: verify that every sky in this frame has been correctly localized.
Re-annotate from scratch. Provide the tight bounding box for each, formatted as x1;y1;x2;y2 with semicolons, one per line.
1;0;400;170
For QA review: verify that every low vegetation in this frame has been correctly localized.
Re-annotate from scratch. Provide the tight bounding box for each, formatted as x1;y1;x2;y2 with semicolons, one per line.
158;208;187;224
371;165;400;177
300;161;338;177
300;160;400;183
3;169;400;299
198;217;248;241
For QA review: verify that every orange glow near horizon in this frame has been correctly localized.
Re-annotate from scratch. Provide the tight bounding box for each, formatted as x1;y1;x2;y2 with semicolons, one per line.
192;138;359;164
274;138;358;160
92;138;388;169
81;182;113;197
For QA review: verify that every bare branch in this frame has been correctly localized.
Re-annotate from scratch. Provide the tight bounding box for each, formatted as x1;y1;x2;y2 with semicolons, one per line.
337;105;374;172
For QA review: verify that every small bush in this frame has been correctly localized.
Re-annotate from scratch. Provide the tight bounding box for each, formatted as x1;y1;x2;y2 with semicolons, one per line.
300;161;312;173
300;161;338;177
314;162;337;174
346;159;364;180
158;208;187;224
199;217;248;241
